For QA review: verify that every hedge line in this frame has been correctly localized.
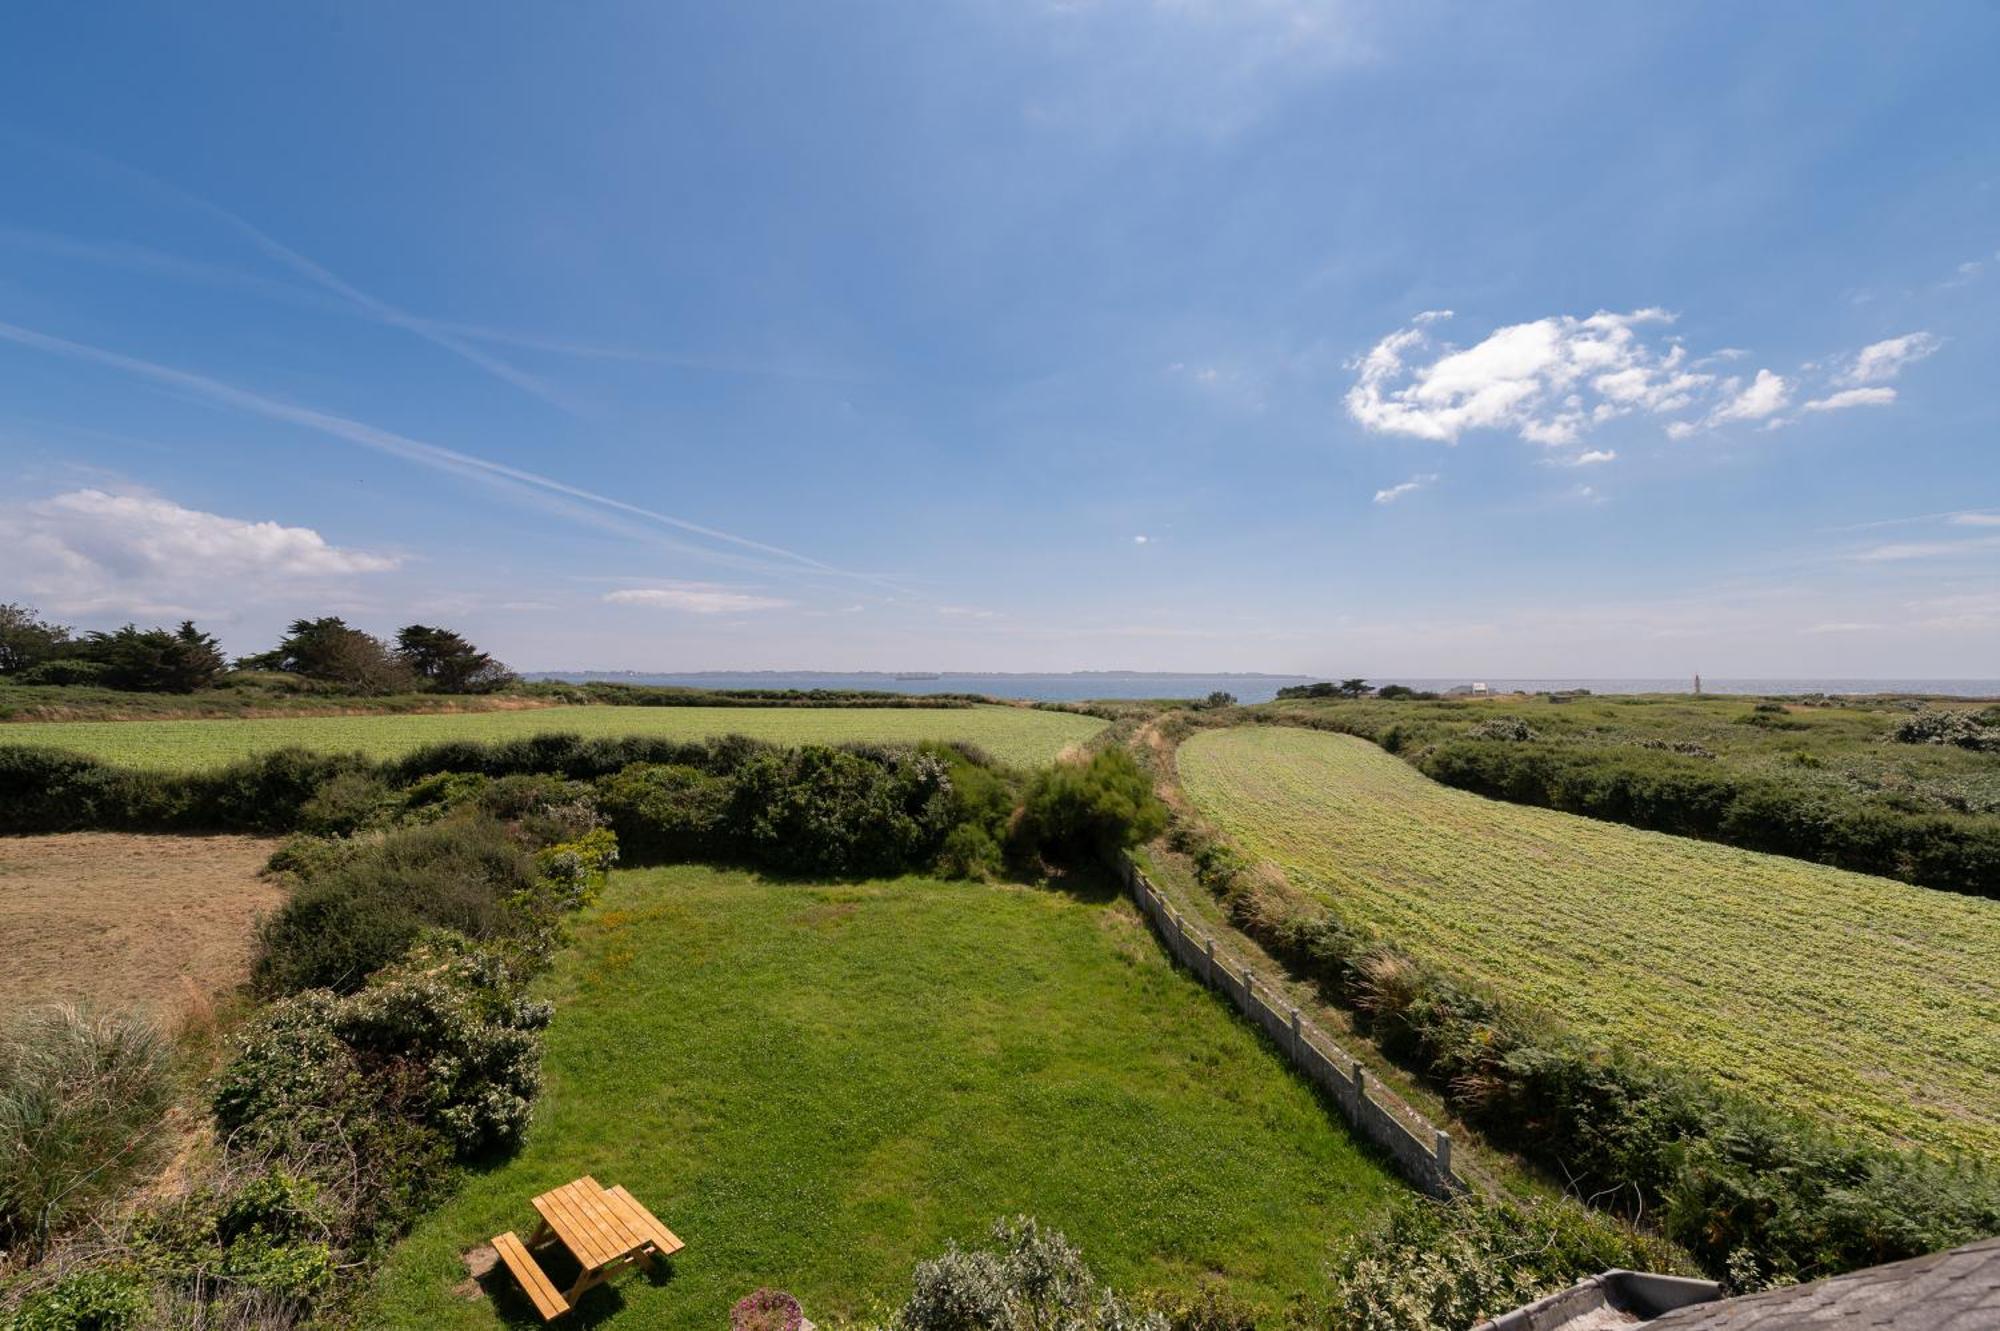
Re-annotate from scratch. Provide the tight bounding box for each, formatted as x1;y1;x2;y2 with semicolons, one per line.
1177;825;2000;1288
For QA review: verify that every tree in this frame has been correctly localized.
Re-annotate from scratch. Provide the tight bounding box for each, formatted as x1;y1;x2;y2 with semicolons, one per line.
393;625;514;694
0;603;73;675
1336;677;1371;698
77;621;226;692
1201;691;1237;709
240;617;413;693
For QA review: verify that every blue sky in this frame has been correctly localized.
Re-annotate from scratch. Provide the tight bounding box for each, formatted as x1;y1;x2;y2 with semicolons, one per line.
2;2;1996;675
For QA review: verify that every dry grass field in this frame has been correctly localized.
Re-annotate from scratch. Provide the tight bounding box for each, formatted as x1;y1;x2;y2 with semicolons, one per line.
0;833;281;1017
1178;725;2000;1157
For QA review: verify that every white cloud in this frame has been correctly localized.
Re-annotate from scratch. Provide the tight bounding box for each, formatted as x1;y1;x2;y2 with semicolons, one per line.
1552;449;1617;467
0;488;397;617
1838;332;1941;386
1708;368;1791;424
603;584;792;614
1372;472;1437;504
1850;535;2000;563
1345;308;1711;446
938;605;1001;620
1133;534;1150;544
1804;621;1881;634
1802;386;1897;413
1947;512;2000;527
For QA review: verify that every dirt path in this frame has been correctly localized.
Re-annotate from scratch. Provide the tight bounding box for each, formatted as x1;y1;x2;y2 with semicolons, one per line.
0;833;283;1019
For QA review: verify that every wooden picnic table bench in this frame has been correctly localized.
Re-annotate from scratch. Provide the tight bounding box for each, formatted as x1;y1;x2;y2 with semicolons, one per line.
491;1176;684;1320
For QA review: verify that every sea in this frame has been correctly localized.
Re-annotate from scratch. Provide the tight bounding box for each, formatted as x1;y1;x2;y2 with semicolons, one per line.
527;672;2000;705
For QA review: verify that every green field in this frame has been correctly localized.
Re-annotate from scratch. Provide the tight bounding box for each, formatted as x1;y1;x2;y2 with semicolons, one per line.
368;866;1401;1329
0;704;1103;771
1178;726;2000;1157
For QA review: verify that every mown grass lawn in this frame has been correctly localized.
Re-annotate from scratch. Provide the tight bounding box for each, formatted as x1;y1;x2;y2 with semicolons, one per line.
0;704;1103;771
1178;726;2000;1158
368;866;1402;1330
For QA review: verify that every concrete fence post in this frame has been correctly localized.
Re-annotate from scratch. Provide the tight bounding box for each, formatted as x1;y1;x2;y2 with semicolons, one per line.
1434;1130;1452;1177
1204;936;1216;983
1353;1060;1368;1100
1242;967;1254;1006
1289;1006;1303;1057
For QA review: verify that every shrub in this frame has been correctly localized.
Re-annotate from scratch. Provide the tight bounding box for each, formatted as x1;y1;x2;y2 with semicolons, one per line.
1320;1196;1694;1331
14;659;111;688
731;1289;805;1331
296;770;394;836
72;621;226;693
252;816;541;994
6;1266;153;1331
732;746;957;876
1892;708;1996;750
894;1217;1162;1331
219;935;548;1160
1131;1282;1257;1331
1017;749;1167;865
938;822;1006;879
597;762;740;862
132;1167;336;1304
1466;718;1538;742
0;1006;172;1252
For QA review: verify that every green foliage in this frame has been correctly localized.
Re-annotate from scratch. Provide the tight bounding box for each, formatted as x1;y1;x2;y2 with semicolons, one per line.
1130;1282;1258;1331
5;1266;152;1331
70;622;225;693
596;762;740;861
895;1217;1166;1331
0;604;73;677
1018;749;1167;865
1318;1196;1694;1331
131;1168;336;1301
219;934;549;1160
0;1006;172;1254
14;660;110;688
252;815;544;994
733;745;958;876
238;616;414;693
296;768;395;835
393;624;515;694
1465;717;1538;741
1893;707;1998;750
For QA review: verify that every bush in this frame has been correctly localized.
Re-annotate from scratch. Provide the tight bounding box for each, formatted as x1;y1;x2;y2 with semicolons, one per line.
732;746;958;876
6;1266;153;1331
1017;749;1167;865
14;659;111;688
132;1167;336;1304
219;935;549;1160
1892;708;1996;750
0;1007;172;1252
1320;1196;1694;1331
597;763;741;862
296;770;394;835
252;816;542;994
894;1217;1163;1331
1466;718;1538;742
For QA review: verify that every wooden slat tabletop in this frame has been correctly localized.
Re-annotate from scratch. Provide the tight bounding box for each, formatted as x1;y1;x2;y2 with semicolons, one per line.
532;1176;646;1271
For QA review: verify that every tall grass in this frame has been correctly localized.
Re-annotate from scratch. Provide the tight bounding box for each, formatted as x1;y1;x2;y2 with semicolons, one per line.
0;1005;173;1253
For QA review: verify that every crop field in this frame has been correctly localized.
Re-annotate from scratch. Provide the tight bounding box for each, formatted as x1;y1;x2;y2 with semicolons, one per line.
1178;726;2000;1157
1266;692;2000;817
0;703;1103;771
368;866;1401;1329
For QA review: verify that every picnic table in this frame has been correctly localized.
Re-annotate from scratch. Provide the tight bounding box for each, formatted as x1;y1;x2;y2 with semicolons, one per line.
491;1176;684;1320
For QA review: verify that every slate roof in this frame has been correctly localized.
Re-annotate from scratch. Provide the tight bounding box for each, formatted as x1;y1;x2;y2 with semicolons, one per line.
1649;1237;2000;1330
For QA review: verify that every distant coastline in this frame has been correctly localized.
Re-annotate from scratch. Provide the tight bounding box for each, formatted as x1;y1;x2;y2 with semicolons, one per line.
525;671;2000;705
